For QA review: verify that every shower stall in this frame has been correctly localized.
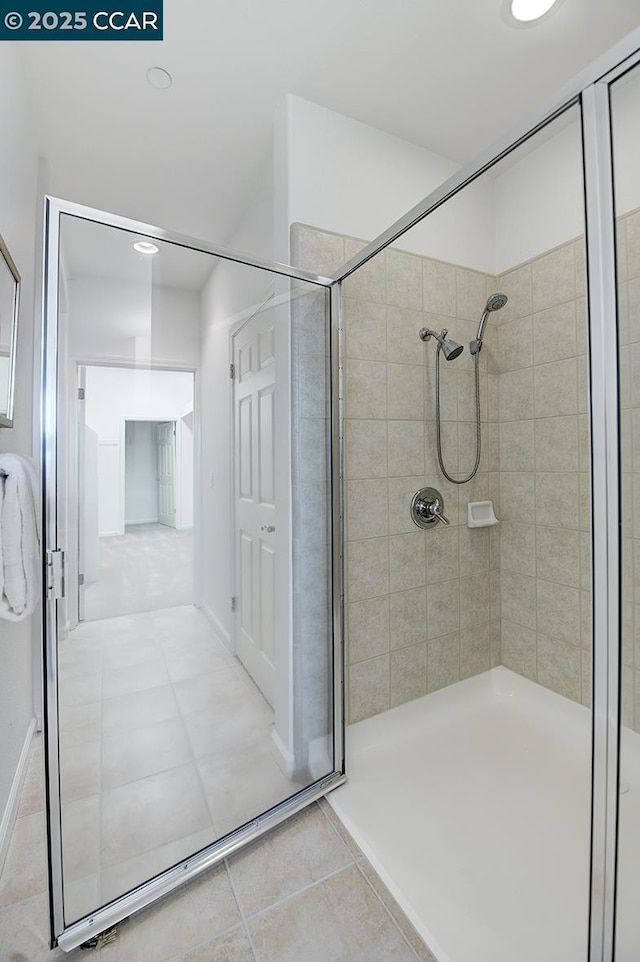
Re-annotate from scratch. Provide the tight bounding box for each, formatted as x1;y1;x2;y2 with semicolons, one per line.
40;23;640;962
321;28;640;962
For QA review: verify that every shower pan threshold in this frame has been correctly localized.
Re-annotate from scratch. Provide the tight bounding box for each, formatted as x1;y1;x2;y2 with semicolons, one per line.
330;666;640;962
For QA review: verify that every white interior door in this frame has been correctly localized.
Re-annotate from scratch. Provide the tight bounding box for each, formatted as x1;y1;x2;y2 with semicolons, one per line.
233;313;277;707
157;421;177;528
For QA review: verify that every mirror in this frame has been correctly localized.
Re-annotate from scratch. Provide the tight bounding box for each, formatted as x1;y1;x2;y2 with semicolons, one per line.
46;208;338;934
0;233;20;428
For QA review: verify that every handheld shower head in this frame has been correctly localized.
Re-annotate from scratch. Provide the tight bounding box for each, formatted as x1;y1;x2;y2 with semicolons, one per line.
419;327;464;361
470;292;508;354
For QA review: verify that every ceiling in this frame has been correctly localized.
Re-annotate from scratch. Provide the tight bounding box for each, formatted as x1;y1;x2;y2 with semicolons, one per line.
17;0;640;258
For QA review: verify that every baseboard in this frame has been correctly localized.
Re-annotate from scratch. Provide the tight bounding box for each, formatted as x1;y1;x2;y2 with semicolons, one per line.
271;729;297;778
125;517;158;526
199;601;231;650
0;717;36;877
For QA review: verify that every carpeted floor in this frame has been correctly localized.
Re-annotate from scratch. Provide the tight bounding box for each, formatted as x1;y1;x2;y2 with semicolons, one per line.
84;523;194;621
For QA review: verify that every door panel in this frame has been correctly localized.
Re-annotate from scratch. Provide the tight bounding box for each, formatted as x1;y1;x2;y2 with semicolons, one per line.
234;314;277;706
157;421;176;527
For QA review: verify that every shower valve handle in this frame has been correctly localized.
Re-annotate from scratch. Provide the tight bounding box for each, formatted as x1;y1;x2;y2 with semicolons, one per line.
429;500;450;526
410;487;450;528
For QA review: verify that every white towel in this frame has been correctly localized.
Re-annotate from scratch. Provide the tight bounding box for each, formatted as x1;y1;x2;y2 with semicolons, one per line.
0;453;41;621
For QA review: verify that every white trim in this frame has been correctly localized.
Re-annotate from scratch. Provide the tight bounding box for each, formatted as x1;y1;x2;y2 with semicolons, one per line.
199;599;231;650
0;718;36;878
271;728;296;778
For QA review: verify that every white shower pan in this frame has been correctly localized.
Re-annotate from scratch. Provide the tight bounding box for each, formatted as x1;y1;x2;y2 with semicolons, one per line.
330;667;640;962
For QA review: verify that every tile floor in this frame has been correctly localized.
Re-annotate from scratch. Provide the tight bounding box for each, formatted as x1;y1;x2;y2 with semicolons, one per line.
0;732;437;962
84;524;194;621
57;605;310;922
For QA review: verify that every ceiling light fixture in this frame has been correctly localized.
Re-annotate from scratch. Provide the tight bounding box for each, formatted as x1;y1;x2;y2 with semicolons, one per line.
146;66;172;90
132;240;160;255
505;0;563;26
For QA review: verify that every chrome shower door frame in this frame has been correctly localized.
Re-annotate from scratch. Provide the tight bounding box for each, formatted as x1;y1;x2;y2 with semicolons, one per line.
41;196;346;951
329;26;640;962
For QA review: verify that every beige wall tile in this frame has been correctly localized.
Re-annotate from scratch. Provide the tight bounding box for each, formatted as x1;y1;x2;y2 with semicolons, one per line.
423;258;456;317
348;656;390;723
347;479;388;541
387;306;425;365
531;242;575;312
343;299;387;361
389;532;426;593
345;359;387;419
496;263;532;325
535;416;579;472
427;580;460;639
348;596;390;664
497;316;533;373
626;208;640;280
458;526;489;579
575;239;586;300
456;268;487;321
459;573;490;628
390;644;428;707
343;238;386;302
424;348;458;421
388;476;425;535
499;368;534;422
425;524;459;583
501;621;537;680
460;622;492;679
457;370;488;423
425;422;458;477
534;358;578;418
537;633;581;702
501;570;536;629
499;420;535;472
347;538;389;602
536;579;581;644
345;419;388;480
535;526;580;588
500;472;535;522
576;296;588;356
532;301;577;365
427;632;460;692
488;373;499;421
500;522;536;577
387;363;424;420
386;248;423;311
291;224;345;275
535;472;580;529
387;420;424;477
389;587;427;650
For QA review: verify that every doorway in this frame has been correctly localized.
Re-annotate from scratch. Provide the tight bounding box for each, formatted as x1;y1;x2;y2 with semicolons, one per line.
77;365;195;622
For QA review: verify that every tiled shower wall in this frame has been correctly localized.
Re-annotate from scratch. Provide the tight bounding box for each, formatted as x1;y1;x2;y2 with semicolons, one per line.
493;237;592;706
292;225;501;724
618;207;640;732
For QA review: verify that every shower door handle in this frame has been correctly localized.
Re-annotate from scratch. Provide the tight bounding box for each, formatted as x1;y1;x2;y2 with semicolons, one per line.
261;524;275;533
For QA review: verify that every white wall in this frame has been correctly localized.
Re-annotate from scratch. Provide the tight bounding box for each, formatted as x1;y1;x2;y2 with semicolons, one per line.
0;45;39;860
125;422;158;524
276;95;496;273
84;367;194;536
68;275;201;368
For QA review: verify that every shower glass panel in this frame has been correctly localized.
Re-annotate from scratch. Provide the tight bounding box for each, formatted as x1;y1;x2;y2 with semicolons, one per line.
332;100;592;962
610;60;640;962
44;204;340;946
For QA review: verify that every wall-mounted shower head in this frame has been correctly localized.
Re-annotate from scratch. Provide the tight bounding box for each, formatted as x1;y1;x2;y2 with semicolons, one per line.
470;292;508;354
419;327;464;361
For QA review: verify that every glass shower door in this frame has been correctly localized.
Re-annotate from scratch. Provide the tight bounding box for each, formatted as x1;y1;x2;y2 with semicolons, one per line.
43;200;344;950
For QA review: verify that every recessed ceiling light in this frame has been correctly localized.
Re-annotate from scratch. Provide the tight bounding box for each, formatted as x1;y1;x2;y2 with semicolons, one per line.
504;0;563;26
132;240;160;255
146;66;172;90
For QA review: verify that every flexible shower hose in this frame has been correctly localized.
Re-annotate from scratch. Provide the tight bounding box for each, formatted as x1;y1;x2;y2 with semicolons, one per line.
434;343;481;484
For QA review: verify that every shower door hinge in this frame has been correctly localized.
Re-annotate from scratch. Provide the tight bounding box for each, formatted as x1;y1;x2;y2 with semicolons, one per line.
231;596;237;612
77;387;85;400
78;573;85;586
229;363;235;379
46;549;65;600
